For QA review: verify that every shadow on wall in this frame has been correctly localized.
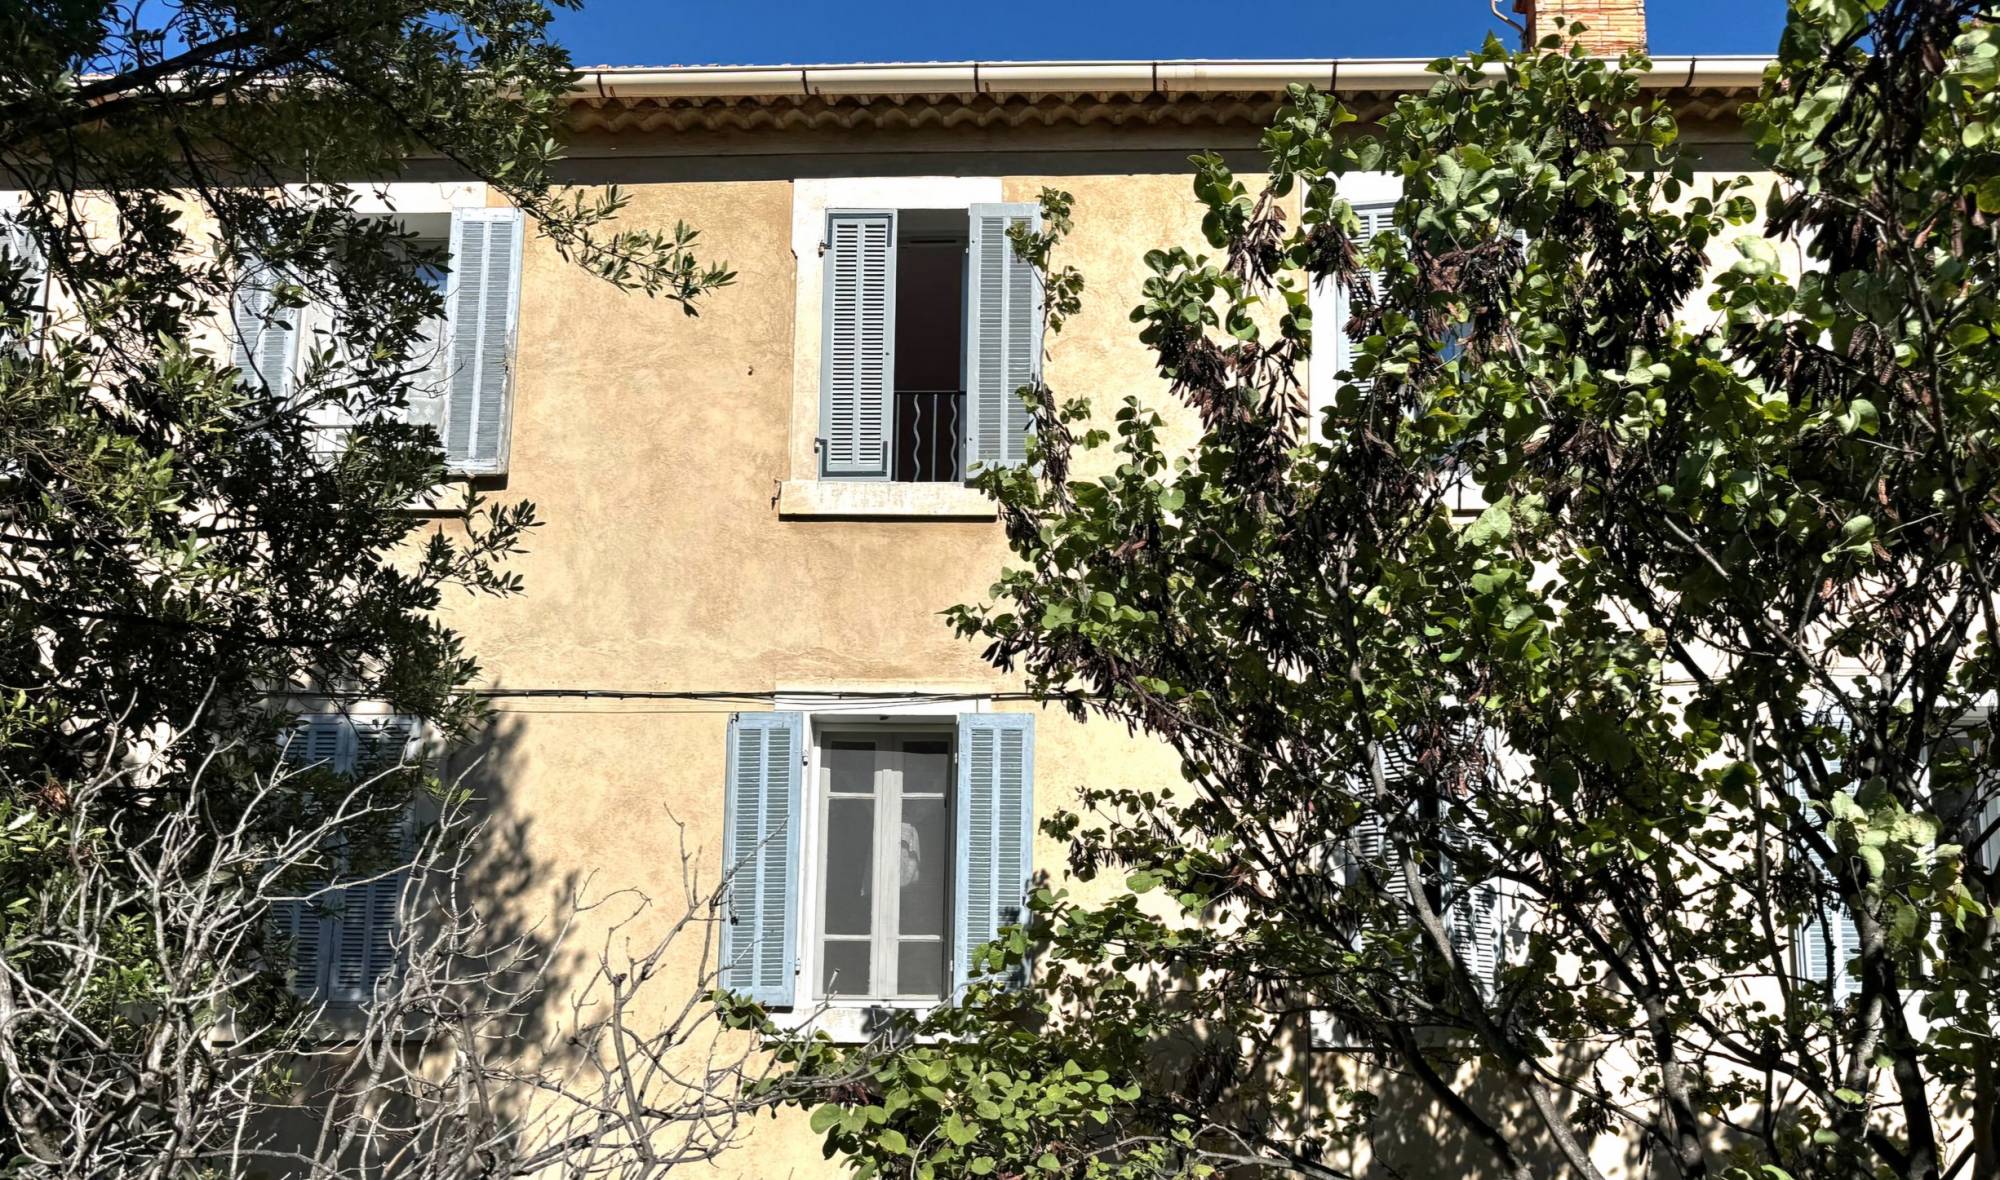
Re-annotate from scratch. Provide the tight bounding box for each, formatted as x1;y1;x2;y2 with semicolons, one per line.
258;711;588;1168
1031;864;1659;1180
445;707;588;1066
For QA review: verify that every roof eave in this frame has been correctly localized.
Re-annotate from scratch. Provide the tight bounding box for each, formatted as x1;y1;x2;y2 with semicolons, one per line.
570;55;1773;102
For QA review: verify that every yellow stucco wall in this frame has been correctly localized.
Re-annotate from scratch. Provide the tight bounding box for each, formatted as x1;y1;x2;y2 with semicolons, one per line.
432;157;1225;1178
427;120;1769;1179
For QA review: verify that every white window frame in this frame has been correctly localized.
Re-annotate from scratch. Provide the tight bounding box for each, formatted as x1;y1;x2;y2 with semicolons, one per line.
781;178;1004;520
768;691;985;1040
813;724;955;1002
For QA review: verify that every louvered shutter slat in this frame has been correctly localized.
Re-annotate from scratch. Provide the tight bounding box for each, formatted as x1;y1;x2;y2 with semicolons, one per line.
445;208;523;473
1350;811;1410;902
820;211;895;478
270;888;325;997
273;716;346;998
1785;719;1862;999
1353;740;1414;902
333;717;415;1006
720;713;803;1006
1447;880;1502;997
1;216;46;350
231;258;297;400
351;716;414;779
1333;204;1397;388
966;204;1042;470
954;713;1035;994
274;715;417;1005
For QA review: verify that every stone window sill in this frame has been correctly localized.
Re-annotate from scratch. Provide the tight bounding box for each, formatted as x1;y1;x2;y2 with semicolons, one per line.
778;479;997;521
765;1000;944;1045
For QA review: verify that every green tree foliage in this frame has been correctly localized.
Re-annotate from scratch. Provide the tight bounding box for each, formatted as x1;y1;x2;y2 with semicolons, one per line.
795;3;2000;1179
0;1;727;1169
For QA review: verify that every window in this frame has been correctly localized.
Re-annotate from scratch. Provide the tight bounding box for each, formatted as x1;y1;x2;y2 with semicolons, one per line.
270;714;418;1006
1784;711;1863;999
0;213;47;353
718;711;1034;1015
229;205;523;474
1788;714;2000;999
1347;737;1504;992
818;203;1040;483
818;731;954;999
1305;178;1486;514
1310;732;1504;1047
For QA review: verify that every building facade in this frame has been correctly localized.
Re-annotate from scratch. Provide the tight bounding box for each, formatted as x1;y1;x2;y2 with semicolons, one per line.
227;13;1791;1174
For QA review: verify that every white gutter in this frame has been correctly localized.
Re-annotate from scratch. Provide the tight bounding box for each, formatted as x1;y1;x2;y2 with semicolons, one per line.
576;56;1772;101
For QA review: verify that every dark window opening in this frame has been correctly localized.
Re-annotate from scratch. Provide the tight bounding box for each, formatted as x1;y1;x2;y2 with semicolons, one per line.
892;210;966;482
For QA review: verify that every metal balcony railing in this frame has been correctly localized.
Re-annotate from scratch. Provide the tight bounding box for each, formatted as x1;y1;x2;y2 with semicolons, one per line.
893;389;964;483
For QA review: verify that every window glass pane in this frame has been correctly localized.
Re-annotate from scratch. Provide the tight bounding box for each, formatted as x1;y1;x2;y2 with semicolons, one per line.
898;795;948;938
897;940;946;998
823;798;874;937
822;941;871;996
827;740;876;795
902;738;951;796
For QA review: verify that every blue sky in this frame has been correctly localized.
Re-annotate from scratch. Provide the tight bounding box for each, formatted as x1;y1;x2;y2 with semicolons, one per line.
550;1;1791;67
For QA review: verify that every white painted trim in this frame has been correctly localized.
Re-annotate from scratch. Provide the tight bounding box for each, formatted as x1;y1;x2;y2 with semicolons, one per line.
283;182;488;214
777;478;997;520
791;177;999;263
788;177;1004;487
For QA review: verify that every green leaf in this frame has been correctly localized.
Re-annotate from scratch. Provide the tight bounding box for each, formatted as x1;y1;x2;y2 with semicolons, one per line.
1731;236;1781;276
1834;398;1878;435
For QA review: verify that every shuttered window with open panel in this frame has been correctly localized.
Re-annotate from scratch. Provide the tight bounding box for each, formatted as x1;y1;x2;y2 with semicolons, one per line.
718;712;1035;1013
230;207;521;473
817;203;1041;485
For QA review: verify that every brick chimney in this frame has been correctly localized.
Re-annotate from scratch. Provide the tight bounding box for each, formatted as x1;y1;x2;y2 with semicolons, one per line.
1512;0;1648;54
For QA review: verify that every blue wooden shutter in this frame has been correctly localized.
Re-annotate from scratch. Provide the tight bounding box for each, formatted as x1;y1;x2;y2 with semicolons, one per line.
274;716;416;1005
720;712;803;1006
273;716;347;997
231;257;298;400
820;210;895;479
1787;715;1861;999
327;717;416;1006
965;203;1041;471
445;208;524;473
953;713;1035;994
